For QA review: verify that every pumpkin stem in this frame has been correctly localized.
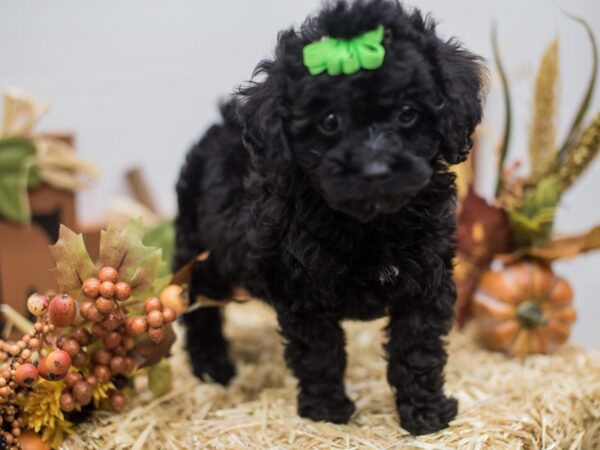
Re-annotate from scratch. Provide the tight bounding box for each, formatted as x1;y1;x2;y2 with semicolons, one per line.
517;302;549;328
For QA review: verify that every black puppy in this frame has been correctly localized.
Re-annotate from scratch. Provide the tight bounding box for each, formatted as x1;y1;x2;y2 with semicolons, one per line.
174;0;485;435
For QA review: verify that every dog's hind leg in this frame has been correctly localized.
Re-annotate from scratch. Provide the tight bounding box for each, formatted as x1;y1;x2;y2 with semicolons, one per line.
180;258;236;385
173;140;237;385
182;308;235;385
277;311;355;424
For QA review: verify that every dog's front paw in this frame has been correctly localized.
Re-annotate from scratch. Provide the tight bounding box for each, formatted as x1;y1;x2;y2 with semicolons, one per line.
397;395;457;435
190;353;236;386
298;390;356;424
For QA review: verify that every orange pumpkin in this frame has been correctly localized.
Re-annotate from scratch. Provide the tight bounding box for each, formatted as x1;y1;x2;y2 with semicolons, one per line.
472;261;577;356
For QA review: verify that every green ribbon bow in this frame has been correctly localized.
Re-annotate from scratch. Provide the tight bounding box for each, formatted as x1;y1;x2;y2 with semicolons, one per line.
303;25;386;76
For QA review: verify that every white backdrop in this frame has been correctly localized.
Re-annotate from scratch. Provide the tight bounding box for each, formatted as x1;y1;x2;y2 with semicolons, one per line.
1;0;599;346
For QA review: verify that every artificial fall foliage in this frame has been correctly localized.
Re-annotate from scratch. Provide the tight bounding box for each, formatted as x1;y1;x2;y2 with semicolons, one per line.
528;38;559;178
472;261;577;356
0;137;41;224
456;15;600;356
0;89;99;225
0;219;181;449
454;189;511;327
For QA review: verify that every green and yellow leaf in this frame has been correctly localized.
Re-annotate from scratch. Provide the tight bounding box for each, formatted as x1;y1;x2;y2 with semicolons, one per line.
98;218;168;301
508;176;560;248
143;219;175;277
48;225;98;299
0;136;37;224
502;224;600;264
146;358;172;398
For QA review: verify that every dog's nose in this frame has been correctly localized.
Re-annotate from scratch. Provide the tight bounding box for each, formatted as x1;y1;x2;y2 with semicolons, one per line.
362;161;390;181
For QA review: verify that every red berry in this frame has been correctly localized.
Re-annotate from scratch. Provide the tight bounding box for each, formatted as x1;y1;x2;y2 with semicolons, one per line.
60;338;81;358
46;350;71;378
15;364;39;387
82;278;101;299
148;326;165;343
95;297;114;314
113;345;127;356
114;282;132;301
72;381;92;405
86;375;98;388
93;349;112;366
27;293;49;317
144;297;163;313
109;356;128;375
60;392;76;412
37;358;51;381
48;294;77;328
146;310;164;328
79;301;93;318
99;281;115;299
91;322;107;338
125;357;135;373
103;331;121;349
71;328;91;346
123;336;136;350
127;317;148;336
72;351;87;368
98;266;119;283
101;311;121;331
162;307;176;323
110;390;127;412
64;372;83;388
80;301;104;322
93;365;111;382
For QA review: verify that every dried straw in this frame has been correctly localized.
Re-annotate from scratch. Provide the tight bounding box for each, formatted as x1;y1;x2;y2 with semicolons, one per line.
63;301;600;450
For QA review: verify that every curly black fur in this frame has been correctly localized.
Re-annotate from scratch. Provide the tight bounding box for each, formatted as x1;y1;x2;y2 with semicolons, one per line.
174;0;485;435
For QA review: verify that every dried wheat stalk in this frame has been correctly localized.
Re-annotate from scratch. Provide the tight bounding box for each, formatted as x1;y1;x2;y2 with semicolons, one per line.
557;112;600;190
529;39;559;178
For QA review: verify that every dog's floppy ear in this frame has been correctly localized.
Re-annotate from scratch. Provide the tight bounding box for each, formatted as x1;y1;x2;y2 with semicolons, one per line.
432;38;486;165
238;32;295;174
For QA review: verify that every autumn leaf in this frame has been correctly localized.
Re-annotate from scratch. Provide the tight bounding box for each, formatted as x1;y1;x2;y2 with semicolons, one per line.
48;225;98;299
147;358;173;398
98;218;168;301
0;136;37;224
508;176;560;248
142;219;175;276
501;224;600;264
455;186;511;327
132;324;176;368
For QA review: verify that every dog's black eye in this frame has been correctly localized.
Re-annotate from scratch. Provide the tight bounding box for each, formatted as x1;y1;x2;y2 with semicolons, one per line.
383;28;393;45
398;104;418;128
318;112;341;136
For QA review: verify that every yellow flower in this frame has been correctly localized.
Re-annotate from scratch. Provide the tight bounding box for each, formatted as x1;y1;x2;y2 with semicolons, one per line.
18;378;75;449
93;380;115;408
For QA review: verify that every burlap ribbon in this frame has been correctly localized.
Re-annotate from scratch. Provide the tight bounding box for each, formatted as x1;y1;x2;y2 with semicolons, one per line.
1;88;100;191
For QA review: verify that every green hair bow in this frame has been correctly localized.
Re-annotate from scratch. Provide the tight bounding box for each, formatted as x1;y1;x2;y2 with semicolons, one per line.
303;25;386;76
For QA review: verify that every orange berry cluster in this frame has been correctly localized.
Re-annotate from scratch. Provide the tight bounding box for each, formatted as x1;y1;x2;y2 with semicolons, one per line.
0;265;180;448
0;334;40;448
125;297;176;343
